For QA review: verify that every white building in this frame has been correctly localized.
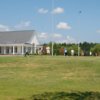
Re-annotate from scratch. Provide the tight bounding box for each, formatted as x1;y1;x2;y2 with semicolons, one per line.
46;46;50;54
71;49;74;56
0;30;39;55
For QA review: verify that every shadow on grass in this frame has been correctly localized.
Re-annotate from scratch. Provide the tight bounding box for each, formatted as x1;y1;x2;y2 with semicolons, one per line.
17;91;100;100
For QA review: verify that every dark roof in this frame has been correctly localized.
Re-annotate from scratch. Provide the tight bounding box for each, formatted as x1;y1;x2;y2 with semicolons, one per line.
0;30;36;44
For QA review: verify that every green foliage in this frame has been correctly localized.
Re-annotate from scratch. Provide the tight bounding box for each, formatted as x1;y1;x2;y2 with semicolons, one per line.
79;42;96;56
66;44;78;56
47;42;99;56
17;92;100;100
91;44;100;56
48;42;79;55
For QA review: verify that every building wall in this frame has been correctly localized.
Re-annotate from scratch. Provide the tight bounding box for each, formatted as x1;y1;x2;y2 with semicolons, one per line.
0;45;42;55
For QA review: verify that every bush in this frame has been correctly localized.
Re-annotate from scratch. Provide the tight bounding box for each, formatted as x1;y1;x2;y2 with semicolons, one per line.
31;91;100;100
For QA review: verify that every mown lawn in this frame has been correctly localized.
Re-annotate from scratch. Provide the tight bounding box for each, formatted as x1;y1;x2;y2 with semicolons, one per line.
0;56;100;100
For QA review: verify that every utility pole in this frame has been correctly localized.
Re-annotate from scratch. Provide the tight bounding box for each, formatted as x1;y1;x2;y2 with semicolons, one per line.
78;42;80;56
52;42;54;56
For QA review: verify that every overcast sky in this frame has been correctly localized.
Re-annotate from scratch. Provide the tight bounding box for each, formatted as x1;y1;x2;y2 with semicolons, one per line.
0;0;100;43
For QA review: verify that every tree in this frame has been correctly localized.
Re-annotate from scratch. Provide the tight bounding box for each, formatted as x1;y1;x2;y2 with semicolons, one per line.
91;44;100;56
42;44;47;55
80;42;96;56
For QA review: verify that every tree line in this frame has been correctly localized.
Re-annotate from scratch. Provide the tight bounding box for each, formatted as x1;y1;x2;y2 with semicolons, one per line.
42;42;100;56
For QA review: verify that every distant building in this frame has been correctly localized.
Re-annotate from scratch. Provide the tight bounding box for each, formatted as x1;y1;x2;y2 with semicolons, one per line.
71;49;74;56
0;30;39;55
46;46;50;54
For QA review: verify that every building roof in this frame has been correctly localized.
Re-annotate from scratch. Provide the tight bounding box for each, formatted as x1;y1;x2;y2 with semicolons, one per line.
0;30;37;44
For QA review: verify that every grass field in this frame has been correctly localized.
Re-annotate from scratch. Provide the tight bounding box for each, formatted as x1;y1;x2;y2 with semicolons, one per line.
0;56;100;100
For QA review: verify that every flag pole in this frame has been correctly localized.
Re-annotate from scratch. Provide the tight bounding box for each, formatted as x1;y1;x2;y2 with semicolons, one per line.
77;11;82;56
51;0;54;56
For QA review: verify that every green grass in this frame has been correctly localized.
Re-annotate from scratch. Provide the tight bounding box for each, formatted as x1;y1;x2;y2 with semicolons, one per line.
0;56;100;100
